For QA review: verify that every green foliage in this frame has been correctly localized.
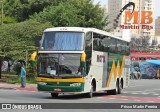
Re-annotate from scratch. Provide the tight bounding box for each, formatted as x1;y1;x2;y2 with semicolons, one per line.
12;63;21;75
0;20;52;60
27;60;37;77
130;36;151;52
3;0;65;22
0;0;109;62
2;71;16;75
2;0;108;29
31;0;108;30
3;16;17;24
5;76;37;84
26;76;37;84
6;76;21;84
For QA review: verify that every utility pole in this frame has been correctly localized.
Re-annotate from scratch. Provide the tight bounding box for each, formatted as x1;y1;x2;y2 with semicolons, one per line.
0;52;4;79
0;57;2;79
25;50;28;84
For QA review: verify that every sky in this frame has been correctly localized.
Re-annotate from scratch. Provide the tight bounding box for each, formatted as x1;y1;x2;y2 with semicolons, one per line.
93;0;160;19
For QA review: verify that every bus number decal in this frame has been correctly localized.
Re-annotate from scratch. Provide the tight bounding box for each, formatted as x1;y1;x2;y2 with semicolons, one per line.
97;55;108;63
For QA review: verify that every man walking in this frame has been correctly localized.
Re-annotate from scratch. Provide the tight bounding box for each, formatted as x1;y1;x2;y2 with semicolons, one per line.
20;64;26;88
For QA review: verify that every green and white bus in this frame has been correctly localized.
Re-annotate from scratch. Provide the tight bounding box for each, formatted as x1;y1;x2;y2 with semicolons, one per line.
37;27;130;98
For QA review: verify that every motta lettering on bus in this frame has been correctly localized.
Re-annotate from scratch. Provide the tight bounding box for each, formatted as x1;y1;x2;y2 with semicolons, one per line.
97;55;107;62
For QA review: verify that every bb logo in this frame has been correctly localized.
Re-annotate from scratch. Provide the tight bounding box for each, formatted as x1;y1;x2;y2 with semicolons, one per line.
2;104;11;109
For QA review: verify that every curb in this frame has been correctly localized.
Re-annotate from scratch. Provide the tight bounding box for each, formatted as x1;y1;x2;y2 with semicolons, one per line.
0;86;38;92
0;87;16;90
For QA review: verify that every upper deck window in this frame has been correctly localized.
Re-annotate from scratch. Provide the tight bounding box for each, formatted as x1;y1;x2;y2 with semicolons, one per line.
41;31;84;51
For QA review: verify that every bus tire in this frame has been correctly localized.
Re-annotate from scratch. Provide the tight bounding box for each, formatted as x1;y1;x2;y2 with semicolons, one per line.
107;81;119;95
118;80;122;94
85;83;93;98
51;93;59;98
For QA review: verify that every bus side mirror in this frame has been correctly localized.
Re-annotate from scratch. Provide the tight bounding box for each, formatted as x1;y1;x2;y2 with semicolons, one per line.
39;40;42;45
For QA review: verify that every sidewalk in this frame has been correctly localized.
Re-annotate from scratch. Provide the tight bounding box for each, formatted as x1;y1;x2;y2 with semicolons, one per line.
0;82;38;92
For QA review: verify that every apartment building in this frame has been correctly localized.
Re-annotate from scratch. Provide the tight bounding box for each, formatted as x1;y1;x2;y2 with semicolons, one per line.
155;16;160;36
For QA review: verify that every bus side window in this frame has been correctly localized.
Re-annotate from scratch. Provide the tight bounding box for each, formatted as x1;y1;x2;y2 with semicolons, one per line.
102;36;110;52
117;40;122;53
126;42;130;56
93;32;107;52
121;41;126;55
108;38;116;53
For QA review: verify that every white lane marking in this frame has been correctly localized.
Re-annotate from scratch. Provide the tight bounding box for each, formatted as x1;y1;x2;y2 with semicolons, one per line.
141;93;149;95
124;91;156;94
124;89;160;93
128;85;144;88
153;94;159;96
131;93;139;94
143;89;160;92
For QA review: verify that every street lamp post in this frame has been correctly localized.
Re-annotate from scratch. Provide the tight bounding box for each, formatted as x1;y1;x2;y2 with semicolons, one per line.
0;55;4;79
0;57;2;79
25;50;28;85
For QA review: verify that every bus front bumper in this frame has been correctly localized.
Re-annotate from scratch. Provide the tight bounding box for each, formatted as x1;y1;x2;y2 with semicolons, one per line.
37;83;84;93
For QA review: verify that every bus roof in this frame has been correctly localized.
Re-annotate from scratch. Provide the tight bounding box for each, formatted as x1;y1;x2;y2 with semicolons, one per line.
44;27;130;42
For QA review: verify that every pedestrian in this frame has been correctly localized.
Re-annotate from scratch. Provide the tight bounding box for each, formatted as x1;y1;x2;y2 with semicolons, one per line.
20;64;26;88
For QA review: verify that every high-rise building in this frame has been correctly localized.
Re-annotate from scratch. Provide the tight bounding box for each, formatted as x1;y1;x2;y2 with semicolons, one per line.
155;16;160;35
108;0;155;37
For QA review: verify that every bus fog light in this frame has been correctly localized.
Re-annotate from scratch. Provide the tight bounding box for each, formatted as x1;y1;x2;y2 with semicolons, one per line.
38;82;47;85
70;83;81;87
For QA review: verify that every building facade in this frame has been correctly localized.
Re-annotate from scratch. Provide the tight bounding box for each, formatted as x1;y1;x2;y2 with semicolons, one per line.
130;52;160;79
155;16;160;36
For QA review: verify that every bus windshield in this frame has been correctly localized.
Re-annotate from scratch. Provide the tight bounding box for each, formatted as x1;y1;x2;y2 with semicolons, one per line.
41;31;84;51
38;54;82;78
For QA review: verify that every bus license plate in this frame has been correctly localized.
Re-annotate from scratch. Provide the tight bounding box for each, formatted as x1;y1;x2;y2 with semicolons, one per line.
54;88;61;92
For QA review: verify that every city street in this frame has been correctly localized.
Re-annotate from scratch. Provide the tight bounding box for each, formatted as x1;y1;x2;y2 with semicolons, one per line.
0;80;160;102
0;79;160;112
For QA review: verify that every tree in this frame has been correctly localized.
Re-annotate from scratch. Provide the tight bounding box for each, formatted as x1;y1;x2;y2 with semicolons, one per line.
2;0;65;22
31;0;108;30
130;36;151;52
141;36;150;51
130;37;142;52
0;20;52;60
151;37;158;48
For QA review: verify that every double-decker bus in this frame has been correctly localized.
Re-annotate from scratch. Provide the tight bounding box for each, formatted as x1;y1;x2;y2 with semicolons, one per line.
37;27;130;98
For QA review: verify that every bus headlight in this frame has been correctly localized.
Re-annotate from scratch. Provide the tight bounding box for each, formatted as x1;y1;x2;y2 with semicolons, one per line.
70;83;81;87
38;82;47;85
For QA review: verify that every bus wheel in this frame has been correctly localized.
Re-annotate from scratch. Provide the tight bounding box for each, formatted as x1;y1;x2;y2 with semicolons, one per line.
107;81;119;95
118;80;122;94
85;83;93;98
113;81;119;95
51;93;59;98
